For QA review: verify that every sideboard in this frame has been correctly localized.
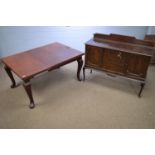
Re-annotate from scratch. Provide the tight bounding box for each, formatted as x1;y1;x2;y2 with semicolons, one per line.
83;33;154;97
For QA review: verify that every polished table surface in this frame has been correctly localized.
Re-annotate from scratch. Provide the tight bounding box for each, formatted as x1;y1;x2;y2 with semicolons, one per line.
2;42;83;80
2;42;84;108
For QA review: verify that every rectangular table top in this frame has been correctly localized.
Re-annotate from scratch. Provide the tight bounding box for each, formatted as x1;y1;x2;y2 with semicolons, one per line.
2;42;83;79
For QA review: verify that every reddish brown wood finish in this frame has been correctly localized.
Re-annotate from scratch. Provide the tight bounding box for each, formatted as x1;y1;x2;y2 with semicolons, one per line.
2;42;84;80
85;45;102;67
84;33;154;97
94;33;154;47
144;35;155;45
4;65;16;88
2;42;84;108
23;80;35;109
77;58;83;81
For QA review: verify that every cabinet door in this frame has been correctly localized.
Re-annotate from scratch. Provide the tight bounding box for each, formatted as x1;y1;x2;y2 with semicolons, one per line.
126;53;150;79
102;49;125;75
85;45;102;68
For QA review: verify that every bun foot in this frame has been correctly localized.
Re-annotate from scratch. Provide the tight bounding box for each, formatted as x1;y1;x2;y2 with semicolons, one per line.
23;81;35;109
11;84;16;88
29;103;35;109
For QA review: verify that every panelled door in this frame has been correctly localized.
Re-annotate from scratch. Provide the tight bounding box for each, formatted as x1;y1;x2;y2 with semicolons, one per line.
102;49;126;75
126;53;150;79
85;45;102;68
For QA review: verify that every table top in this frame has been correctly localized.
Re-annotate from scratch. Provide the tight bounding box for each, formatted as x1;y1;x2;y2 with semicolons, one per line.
2;42;83;79
86;39;154;57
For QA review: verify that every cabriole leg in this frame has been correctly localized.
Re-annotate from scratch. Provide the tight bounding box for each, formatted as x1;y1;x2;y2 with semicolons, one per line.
23;80;35;109
77;57;83;81
83;67;86;81
138;83;145;97
4;65;16;88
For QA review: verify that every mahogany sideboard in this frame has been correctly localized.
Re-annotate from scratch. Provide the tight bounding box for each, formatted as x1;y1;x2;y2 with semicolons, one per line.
83;33;154;97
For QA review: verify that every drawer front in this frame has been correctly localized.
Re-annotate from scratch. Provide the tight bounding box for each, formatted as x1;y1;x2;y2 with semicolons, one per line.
85;45;102;67
102;49;125;74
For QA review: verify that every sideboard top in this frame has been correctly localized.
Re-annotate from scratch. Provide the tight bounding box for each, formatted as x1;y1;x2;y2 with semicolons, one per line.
86;33;154;56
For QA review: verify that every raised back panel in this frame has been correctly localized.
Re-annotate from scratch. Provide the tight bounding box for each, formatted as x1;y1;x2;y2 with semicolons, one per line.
93;33;154;47
109;34;135;43
134;39;153;47
144;35;155;46
94;33;109;39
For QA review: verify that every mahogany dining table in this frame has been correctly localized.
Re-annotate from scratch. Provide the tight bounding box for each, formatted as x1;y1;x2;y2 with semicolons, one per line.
2;42;84;109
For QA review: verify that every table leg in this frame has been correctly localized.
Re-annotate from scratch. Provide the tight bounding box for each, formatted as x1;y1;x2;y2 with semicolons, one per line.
23;80;35;109
138;83;145;97
4;65;16;88
83;66;86;81
77;57;83;81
